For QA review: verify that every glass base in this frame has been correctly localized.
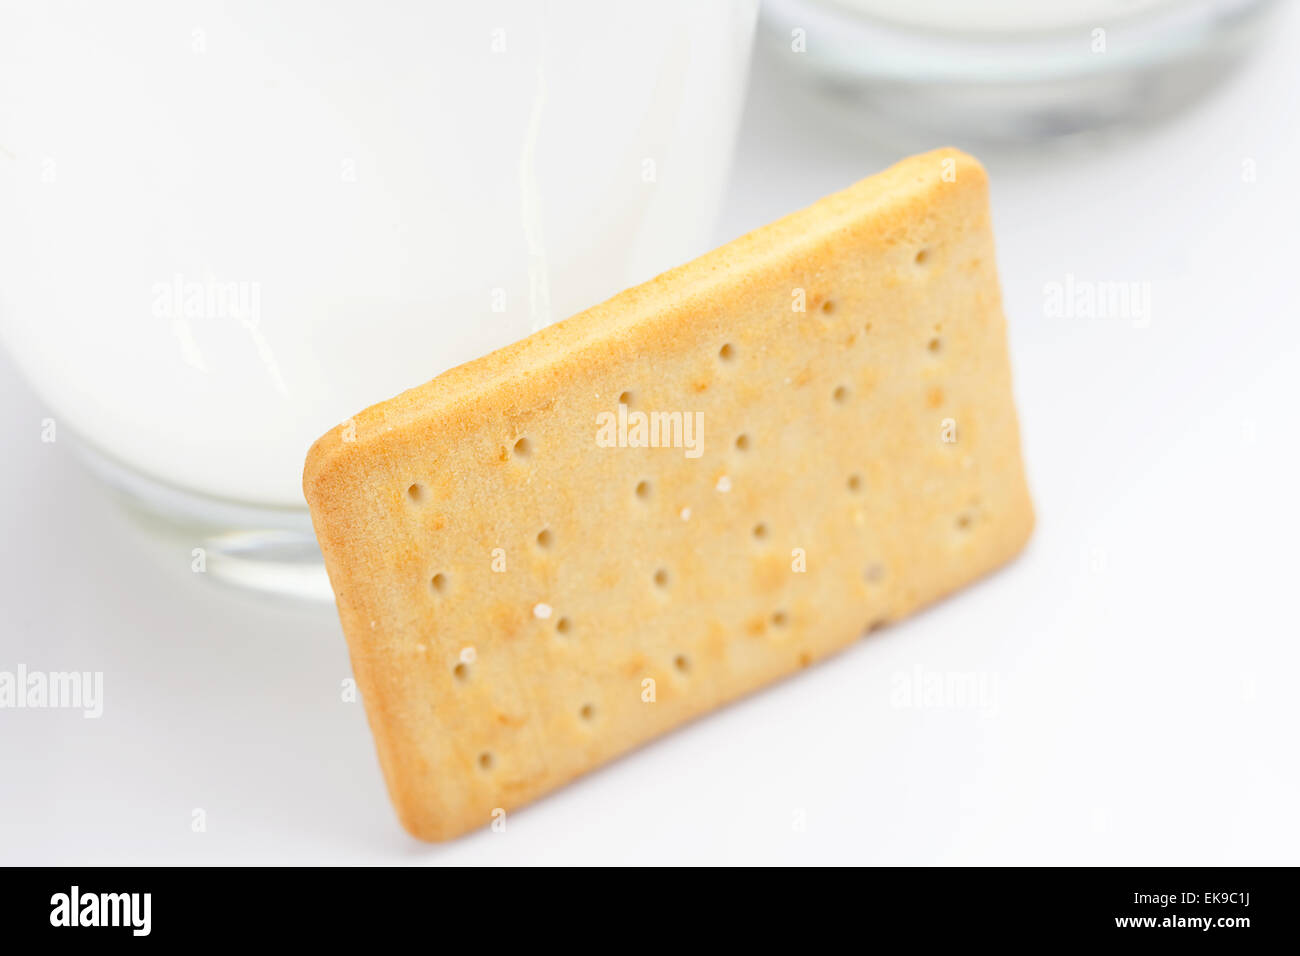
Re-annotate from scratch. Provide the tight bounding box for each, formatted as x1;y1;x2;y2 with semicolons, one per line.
74;440;333;602
760;0;1279;145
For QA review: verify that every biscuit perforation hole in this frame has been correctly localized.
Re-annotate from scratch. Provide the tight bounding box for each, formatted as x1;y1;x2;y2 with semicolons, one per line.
915;249;930;265
833;385;850;404
512;437;532;458
579;703;595;721
771;610;788;628
536;528;554;550
847;473;863;493
821;299;835;314
431;572;448;594
653;567;670;589
618;390;634;406
478;752;494;771
673;654;690;674
752;522;769;541
928;337;942;354
555;616;572;635
453;662;469;682
407;483;426;503
635;480;652;500
865;563;886;583
718;343;736;362
734;433;750;452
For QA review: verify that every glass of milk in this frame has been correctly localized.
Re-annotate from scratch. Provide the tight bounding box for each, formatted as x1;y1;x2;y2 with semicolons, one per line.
0;1;759;598
760;0;1278;143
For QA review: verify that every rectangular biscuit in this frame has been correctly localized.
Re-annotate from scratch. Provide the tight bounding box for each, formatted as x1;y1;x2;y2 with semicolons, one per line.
304;148;1034;841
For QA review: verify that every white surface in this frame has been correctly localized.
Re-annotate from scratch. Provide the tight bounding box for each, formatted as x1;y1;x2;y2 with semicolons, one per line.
2;6;1298;864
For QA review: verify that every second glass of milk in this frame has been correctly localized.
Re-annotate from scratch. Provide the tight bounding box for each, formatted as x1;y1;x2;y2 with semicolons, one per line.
760;0;1278;143
0;1;760;598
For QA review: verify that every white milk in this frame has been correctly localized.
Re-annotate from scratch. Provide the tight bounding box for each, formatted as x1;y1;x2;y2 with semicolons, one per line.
0;1;758;507
829;0;1183;33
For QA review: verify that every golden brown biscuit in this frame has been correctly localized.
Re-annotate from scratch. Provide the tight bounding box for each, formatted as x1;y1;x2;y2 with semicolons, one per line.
304;148;1034;841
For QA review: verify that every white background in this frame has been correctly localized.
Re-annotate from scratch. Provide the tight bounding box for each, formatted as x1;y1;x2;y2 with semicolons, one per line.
3;6;1298;864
